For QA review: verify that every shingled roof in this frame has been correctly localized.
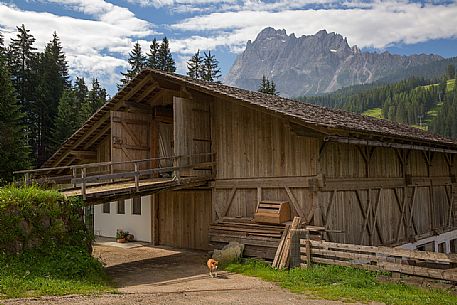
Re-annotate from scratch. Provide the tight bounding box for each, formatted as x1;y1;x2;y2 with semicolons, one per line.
44;69;457;167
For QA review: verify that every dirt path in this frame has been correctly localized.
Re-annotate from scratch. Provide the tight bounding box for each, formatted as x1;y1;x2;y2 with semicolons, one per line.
3;243;382;305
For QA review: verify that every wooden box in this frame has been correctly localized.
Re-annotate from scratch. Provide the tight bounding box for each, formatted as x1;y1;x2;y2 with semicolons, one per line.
254;200;291;224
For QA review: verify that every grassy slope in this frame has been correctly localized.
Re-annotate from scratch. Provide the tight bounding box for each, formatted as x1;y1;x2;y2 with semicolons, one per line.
362;107;384;119
225;260;457;305
362;79;455;129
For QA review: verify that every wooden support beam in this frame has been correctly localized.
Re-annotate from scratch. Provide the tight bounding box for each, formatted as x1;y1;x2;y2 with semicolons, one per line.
321;190;336;240
360;188;373;244
323;177;452;191
83;123;110;150
213;176;322;189
217;187;237;219
372;188;384;245
69;150;97;160
151;194;159;245
325;136;457;154
285;187;306;218
124;100;154;113
318;141;327;161
289;123;327;138
132;81;159;103
407;186;419;238
394;187;408;242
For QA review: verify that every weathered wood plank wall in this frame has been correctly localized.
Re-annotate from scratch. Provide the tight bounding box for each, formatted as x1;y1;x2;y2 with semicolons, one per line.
211;98;320;223
173;97;212;176
319;142;456;245
157;190;212;250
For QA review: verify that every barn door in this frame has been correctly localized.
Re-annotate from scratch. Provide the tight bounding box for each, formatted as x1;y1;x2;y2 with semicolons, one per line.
111;111;152;172
173;97;211;176
158;122;173;169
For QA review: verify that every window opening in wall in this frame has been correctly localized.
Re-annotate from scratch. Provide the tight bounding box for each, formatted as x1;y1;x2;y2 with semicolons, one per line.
102;202;110;214
132;196;141;215
438;242;446;253
117;199;125;214
450;239;457;253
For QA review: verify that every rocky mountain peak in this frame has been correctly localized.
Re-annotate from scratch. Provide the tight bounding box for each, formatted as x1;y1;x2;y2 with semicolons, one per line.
224;27;442;97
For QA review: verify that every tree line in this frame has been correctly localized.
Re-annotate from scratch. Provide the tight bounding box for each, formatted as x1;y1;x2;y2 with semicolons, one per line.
299;65;457;138
119;40;223;86
0;25;107;182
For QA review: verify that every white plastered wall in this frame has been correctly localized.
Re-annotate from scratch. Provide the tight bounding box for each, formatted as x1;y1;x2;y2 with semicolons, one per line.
94;195;151;242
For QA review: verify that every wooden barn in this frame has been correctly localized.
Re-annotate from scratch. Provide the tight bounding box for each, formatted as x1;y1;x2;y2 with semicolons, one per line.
34;69;457;255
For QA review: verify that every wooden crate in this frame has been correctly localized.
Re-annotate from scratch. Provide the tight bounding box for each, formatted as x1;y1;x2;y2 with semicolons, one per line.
254;200;291;224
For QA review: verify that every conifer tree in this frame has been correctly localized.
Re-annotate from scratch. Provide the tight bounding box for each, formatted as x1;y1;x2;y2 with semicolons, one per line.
9;24;37;110
258;75;278;95
146;38;159;69
8;24;39;164
448;64;456;80
157;37;176;72
80;79;107;123
74;77;88;108
187;49;203;79
0;58;30;183
118;42;146;89
0;31;5;60
201;51;221;82
52;89;80;148
35;32;70;164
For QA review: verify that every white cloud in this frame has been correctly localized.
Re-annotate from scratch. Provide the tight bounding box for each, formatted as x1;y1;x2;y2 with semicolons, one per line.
170;1;457;54
126;0;356;13
0;1;154;91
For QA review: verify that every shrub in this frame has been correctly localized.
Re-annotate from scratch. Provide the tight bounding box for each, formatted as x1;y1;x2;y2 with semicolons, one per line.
0;185;92;254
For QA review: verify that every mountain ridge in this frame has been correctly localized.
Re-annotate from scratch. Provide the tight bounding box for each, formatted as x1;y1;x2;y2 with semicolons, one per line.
224;27;443;97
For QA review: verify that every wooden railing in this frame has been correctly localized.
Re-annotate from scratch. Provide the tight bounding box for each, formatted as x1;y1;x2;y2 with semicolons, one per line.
14;153;216;198
288;229;457;282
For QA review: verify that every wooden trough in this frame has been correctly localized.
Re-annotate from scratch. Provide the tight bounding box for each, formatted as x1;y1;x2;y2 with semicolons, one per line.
254;200;291;224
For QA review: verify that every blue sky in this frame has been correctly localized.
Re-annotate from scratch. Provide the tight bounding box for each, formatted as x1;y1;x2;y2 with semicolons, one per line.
1;0;457;95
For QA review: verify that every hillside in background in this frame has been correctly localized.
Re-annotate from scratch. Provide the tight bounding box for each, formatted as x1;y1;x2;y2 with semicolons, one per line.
299;68;457;139
224;27;442;97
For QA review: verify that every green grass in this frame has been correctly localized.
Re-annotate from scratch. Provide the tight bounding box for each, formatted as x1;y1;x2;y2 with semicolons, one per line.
420;78;455;92
362;107;384;119
225;259;457;305
0;246;114;299
447;79;455;92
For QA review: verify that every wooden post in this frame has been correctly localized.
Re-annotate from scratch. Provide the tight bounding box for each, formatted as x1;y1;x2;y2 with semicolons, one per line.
81;167;87;200
72;167;77;188
289;229;301;268
24;173;30;186
110;163;114;183
305;235;312;268
175;155;181;183
151;194;159;245
134;162;139;191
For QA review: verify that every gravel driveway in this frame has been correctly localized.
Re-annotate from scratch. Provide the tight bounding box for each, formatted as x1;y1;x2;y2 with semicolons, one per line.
3;242;382;305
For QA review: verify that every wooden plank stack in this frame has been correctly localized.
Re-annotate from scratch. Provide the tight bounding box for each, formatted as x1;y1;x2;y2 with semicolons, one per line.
272;217;302;269
209;217;286;260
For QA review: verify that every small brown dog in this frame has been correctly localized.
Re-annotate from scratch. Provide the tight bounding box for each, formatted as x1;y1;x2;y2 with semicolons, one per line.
207;258;218;278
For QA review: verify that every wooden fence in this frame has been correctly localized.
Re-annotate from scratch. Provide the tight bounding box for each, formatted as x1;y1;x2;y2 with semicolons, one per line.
289;229;457;282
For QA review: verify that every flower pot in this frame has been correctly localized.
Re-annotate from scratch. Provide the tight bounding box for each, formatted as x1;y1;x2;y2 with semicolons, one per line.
116;238;127;243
